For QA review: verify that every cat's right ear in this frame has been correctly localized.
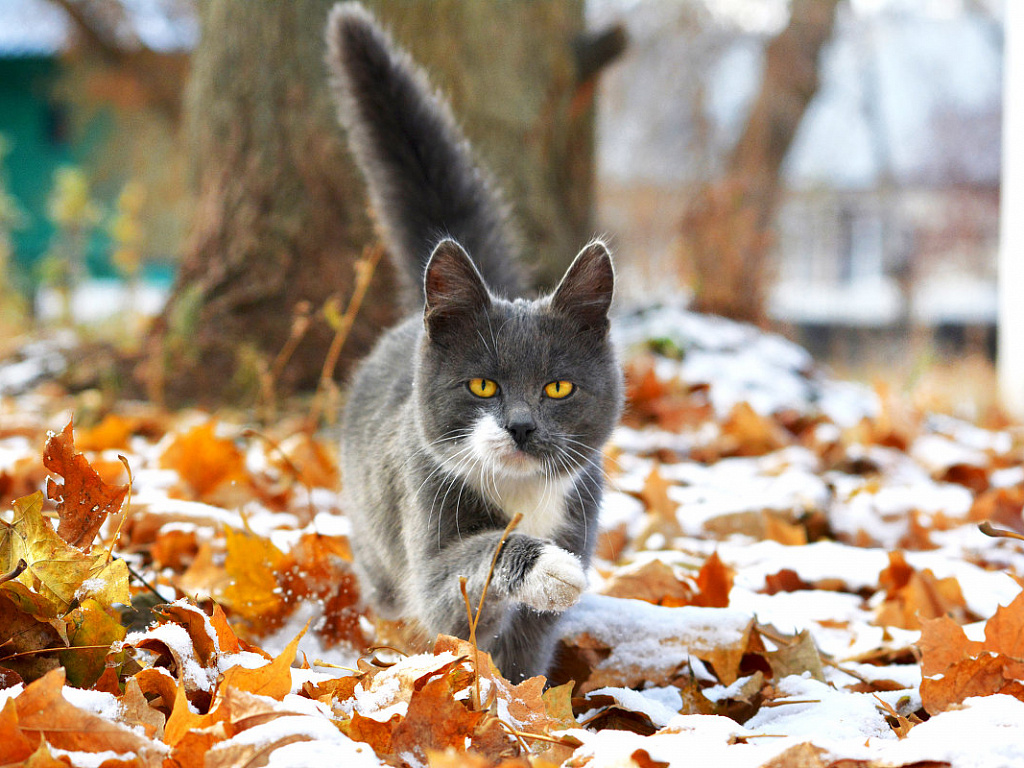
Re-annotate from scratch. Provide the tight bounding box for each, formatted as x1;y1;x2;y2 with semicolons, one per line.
423;239;491;339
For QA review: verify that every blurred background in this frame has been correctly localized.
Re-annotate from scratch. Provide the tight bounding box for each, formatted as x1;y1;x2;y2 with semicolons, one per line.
0;0;1013;417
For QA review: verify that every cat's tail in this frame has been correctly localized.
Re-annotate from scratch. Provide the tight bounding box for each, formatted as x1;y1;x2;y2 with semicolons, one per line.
326;2;525;302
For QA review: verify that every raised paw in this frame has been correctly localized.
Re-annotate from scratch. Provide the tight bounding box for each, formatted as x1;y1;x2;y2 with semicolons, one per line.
515;545;586;612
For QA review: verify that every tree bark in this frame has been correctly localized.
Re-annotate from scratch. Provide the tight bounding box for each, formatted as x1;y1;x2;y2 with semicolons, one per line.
143;0;597;406
681;0;840;326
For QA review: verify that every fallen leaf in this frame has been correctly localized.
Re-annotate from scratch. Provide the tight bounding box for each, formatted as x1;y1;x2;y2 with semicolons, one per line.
600;559;694;606
218;620;308;700
13;667;158;757
219;526;290;628
160;422;247;501
43;419;129;549
0;698;34;764
693;551;733;608
60;597;127;687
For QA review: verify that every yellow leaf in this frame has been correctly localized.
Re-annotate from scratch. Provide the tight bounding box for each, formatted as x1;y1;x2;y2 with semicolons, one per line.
60;598;127;688
0;491;100;619
220;527;289;624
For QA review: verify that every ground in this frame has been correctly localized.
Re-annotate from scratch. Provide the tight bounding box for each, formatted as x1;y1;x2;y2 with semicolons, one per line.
0;305;1022;767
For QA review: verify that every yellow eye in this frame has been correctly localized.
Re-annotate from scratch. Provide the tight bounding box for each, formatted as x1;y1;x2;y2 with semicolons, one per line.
544;380;575;399
468;378;498;398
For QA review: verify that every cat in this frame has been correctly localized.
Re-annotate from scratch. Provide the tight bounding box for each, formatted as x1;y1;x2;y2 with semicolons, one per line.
326;2;623;682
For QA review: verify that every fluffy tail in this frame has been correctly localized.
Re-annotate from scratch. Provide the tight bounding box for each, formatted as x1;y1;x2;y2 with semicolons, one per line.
325;2;525;302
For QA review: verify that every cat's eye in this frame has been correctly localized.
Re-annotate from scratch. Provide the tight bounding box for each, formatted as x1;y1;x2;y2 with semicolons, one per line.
544;380;575;399
468;378;499;398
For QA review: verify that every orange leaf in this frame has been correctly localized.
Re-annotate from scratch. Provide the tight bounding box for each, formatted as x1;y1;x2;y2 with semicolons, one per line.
917;615;982;677
159;422;247;500
164;678;221;747
693;552;733;608
391;675;483;763
982;590;1024;659
13;668;157;756
218;620;308;701
43;419;128;549
920;653;1020;715
600;559;694;606
0;698;33;764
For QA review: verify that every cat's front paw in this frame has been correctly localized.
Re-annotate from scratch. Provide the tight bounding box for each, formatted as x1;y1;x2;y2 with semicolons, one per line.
516;545;586;612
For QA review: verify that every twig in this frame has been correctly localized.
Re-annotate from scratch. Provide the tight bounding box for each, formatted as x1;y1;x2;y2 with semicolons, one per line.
461;512;523;709
105;454;134;564
979;521;1024;543
0;559;26;585
260;301;313;421
123;559;171;603
307;244;384;429
0;644;113;663
760;698;821;708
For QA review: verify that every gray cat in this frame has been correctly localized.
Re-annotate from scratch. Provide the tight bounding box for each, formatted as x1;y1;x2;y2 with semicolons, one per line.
326;2;623;682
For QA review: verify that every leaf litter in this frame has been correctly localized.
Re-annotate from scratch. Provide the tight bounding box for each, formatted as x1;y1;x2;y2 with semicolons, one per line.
0;307;1022;766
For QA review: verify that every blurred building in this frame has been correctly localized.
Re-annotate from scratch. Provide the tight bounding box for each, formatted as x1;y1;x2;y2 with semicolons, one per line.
0;0;194;284
593;1;1003;363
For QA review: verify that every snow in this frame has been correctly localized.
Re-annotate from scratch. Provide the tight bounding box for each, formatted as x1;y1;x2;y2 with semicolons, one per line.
562;593;753;674
208;715;382;768
584;686;685;728
614;305;878;424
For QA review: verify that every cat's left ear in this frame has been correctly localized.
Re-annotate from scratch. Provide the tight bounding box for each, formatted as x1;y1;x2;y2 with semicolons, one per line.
424;238;492;339
550;240;614;333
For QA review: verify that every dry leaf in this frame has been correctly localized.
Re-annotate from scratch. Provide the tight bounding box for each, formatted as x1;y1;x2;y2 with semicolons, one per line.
44;419;129;549
160;422;247;500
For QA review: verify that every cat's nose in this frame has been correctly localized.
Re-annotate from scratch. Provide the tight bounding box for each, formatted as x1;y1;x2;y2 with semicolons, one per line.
506;417;536;447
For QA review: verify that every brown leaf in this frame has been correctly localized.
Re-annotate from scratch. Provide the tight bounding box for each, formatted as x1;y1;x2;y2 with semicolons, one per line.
764;568;814;594
43;420;129;549
631;748;670;768
876;552;968;630
766;629;826;682
982;589;1024;659
757;741;829;768
120;677;166;740
719;401;791;457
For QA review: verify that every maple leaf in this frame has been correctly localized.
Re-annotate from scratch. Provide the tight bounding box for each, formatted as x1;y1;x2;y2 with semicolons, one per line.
874;550;968;630
43;419;129;549
917;590;1024;714
218;526;291;630
0;491;129;621
219;620;308;701
718;401;792;457
692;551;733;608
59;597;127;687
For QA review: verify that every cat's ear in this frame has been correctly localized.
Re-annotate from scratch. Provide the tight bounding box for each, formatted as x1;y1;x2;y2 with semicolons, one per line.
423;239;491;338
550;240;614;333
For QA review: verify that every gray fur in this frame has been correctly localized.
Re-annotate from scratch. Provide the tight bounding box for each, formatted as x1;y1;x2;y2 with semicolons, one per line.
327;3;623;682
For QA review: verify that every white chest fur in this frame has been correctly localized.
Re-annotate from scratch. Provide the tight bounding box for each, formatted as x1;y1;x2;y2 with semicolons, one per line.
484;472;572;539
459;413;576;540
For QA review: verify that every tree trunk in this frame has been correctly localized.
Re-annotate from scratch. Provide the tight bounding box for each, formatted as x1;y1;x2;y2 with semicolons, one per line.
142;0;596;406
681;0;839;326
